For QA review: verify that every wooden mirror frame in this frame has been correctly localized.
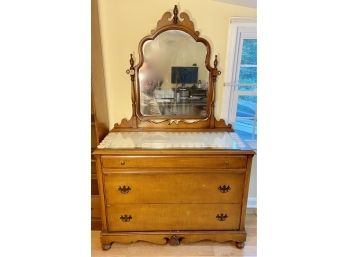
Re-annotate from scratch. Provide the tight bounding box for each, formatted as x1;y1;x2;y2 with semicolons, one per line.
112;5;232;132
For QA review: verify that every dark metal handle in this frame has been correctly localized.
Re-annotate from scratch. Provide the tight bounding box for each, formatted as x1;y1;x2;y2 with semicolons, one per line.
118;185;131;194
218;185;231;193
216;213;228;221
165;235;182;246
120;214;132;222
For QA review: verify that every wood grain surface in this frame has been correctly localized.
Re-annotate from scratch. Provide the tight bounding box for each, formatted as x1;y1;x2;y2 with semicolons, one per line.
104;172;245;204
106;203;241;231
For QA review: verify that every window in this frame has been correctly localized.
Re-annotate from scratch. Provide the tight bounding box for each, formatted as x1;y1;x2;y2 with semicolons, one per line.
233;36;257;141
223;20;256;148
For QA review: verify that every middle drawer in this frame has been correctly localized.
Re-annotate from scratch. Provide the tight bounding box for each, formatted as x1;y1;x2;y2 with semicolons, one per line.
104;172;245;204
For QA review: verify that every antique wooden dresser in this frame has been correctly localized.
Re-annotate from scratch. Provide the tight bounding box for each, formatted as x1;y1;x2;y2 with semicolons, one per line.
93;5;254;250
94;132;254;250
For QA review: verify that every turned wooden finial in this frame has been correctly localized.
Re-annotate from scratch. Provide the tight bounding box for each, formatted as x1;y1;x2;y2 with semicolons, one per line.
129;54;134;68
173;5;179;24
212;55;221;82
214;55;218;68
126;54;135;81
125;53;137;128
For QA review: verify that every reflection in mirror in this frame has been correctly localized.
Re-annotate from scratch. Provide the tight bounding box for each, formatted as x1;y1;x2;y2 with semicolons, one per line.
139;30;209;117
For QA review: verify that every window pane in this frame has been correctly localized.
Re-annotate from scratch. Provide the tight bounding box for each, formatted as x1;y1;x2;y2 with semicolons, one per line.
239;67;256;84
238;85;257;91
234;118;257;140
241;39;257;65
236;95;256;117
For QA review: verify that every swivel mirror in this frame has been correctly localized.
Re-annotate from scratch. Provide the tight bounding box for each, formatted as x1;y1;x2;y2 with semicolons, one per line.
118;5;231;131
139;30;209;117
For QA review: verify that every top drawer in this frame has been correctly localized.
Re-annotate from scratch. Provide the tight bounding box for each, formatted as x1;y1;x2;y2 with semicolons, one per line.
101;156;247;169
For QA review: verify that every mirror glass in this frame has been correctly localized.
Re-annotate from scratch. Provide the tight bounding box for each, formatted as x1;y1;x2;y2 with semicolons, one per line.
139;30;209;117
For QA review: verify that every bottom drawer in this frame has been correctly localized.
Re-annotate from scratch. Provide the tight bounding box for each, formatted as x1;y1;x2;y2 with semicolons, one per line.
107;203;241;231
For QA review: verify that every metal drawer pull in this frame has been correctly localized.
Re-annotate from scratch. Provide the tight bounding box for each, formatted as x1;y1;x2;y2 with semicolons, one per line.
120;160;126;165
218;185;231;193
120;215;132;222
165;235;183;246
216;213;228;221
118;185;131;194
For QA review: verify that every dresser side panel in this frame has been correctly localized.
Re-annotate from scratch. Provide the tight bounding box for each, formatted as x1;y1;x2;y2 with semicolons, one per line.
239;155;254;230
96;155;108;231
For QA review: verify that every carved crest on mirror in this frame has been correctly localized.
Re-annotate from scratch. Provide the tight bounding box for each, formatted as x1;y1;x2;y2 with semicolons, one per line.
113;5;232;132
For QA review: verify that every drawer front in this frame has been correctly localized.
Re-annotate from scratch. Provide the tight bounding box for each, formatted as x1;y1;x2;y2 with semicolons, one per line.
91;196;101;218
104;172;245;204
101;156;247;169
107;203;241;231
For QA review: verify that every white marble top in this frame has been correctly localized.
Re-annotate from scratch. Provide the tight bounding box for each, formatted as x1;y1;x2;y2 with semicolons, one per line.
97;132;250;150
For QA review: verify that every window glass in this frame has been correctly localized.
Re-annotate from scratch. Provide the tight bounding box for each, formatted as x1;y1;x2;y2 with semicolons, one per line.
234;117;257;140
234;37;257;143
238;85;256;91
239;67;257;84
241;39;257;65
236;95;256;118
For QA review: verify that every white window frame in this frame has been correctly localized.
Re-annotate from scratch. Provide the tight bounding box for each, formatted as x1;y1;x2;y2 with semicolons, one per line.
221;18;257;127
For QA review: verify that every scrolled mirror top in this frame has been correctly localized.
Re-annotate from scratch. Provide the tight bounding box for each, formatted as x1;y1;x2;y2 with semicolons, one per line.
150;5;200;36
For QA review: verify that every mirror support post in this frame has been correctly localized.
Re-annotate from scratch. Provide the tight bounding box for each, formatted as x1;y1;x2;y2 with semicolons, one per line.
210;55;221;128
126;54;138;128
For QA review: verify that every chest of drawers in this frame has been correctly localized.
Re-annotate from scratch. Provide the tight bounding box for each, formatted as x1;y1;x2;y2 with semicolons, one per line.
94;133;254;250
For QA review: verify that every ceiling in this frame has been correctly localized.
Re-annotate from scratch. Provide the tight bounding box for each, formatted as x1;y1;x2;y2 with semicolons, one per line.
212;0;257;8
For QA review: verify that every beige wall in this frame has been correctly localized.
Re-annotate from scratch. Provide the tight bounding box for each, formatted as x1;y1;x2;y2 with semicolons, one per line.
97;0;257;202
97;0;256;128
